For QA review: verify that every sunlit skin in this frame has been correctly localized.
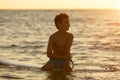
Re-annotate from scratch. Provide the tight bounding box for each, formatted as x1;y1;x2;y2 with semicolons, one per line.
41;13;74;72
47;18;73;60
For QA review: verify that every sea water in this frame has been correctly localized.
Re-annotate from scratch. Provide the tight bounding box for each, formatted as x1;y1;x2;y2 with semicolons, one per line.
0;10;120;80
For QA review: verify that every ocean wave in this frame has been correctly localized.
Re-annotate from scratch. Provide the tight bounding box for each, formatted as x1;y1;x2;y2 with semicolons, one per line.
106;22;120;26
89;42;120;51
0;44;44;49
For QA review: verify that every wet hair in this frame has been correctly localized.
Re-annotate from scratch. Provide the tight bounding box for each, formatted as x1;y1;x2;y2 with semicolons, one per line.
54;13;69;29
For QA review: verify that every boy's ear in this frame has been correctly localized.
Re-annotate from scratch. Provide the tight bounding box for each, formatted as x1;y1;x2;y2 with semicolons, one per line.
57;23;61;27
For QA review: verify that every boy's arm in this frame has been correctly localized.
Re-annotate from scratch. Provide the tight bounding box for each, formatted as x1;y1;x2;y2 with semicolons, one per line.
47;36;53;58
65;34;74;50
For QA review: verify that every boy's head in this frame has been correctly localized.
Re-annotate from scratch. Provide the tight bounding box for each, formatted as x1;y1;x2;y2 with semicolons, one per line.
54;13;69;29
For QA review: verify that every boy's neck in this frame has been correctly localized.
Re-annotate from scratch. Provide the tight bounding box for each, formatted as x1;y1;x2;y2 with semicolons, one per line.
58;30;67;34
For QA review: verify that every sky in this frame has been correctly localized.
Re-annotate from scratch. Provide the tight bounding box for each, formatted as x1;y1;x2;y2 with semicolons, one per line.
0;0;120;10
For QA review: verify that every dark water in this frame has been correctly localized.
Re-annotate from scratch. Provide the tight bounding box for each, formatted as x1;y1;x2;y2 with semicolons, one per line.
0;10;120;80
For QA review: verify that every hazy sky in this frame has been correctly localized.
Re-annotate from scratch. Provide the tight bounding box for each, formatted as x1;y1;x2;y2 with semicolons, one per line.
0;0;120;9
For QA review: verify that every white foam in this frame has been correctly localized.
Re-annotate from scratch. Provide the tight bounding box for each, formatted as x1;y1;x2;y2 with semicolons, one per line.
0;58;41;69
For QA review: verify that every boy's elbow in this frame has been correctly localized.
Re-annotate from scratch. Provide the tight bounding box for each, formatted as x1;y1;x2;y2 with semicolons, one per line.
47;54;50;57
47;53;52;58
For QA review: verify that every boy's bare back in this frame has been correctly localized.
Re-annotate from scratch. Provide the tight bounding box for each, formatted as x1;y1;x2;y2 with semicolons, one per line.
49;31;73;59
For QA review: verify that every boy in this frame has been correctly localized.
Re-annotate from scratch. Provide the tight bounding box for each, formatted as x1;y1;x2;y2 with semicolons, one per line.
41;13;74;72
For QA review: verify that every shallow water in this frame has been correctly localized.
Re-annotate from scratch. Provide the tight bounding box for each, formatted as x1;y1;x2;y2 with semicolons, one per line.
0;10;120;80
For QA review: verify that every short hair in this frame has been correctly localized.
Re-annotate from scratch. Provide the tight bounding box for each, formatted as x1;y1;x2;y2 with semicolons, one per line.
54;13;69;29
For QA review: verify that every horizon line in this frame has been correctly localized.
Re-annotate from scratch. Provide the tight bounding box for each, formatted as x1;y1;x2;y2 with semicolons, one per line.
0;8;118;10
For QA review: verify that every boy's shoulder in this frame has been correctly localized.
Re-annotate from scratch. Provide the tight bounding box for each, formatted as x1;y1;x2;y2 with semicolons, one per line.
49;32;57;39
53;32;73;36
67;32;73;36
50;32;57;36
66;32;74;38
49;32;73;39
